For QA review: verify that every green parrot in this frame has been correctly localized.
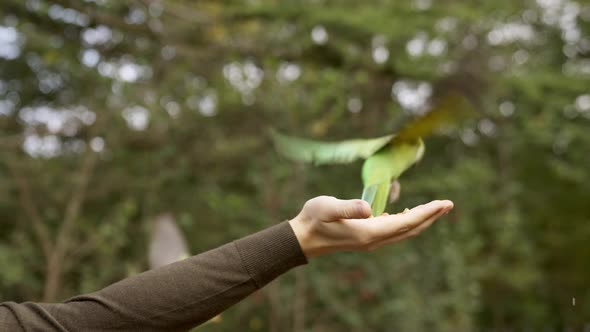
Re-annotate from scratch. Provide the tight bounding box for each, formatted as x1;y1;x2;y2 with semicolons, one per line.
270;92;475;216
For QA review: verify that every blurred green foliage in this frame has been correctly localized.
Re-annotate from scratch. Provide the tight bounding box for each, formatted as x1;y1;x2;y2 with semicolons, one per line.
1;0;589;330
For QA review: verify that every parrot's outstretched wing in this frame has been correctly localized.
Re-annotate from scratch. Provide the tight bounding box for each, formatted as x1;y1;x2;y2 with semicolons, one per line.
361;138;425;216
270;129;394;165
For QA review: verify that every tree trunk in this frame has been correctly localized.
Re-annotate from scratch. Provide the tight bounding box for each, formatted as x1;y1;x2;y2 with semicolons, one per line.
43;252;63;302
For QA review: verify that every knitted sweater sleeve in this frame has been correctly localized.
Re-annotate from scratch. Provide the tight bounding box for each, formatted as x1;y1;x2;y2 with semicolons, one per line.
0;221;307;331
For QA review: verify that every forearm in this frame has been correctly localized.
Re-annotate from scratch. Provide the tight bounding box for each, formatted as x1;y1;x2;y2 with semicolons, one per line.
1;195;452;331
0;221;307;331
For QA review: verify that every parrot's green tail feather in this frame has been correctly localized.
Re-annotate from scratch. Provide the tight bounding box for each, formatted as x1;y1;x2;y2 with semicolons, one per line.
361;184;378;206
363;181;391;216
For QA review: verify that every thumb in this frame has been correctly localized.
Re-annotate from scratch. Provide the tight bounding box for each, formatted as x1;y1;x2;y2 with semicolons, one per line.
317;197;372;221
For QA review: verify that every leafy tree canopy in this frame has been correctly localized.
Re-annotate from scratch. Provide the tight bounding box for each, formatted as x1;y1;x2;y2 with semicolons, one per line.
1;0;589;330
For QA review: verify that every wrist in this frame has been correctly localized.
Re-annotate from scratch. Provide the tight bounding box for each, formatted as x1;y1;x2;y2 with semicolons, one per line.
288;216;322;259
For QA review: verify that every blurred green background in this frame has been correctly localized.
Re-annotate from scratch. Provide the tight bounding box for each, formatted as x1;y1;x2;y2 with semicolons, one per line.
1;0;589;331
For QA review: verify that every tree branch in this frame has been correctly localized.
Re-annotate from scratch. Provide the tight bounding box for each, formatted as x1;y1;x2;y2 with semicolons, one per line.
55;150;99;255
4;157;54;259
43;150;98;301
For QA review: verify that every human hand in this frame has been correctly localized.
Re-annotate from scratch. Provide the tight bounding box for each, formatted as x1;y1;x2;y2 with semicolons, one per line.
288;196;453;259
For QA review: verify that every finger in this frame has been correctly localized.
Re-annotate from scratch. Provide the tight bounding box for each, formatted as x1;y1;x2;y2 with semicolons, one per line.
331;198;372;220
307;196;372;221
371;207;450;249
367;200;453;238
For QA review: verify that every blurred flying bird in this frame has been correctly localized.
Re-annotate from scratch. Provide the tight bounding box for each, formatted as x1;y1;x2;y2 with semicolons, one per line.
271;91;475;216
149;213;190;269
148;214;223;324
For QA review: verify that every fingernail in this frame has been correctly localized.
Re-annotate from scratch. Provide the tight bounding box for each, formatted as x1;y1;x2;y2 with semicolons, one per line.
436;207;450;217
443;206;453;215
357;200;372;218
